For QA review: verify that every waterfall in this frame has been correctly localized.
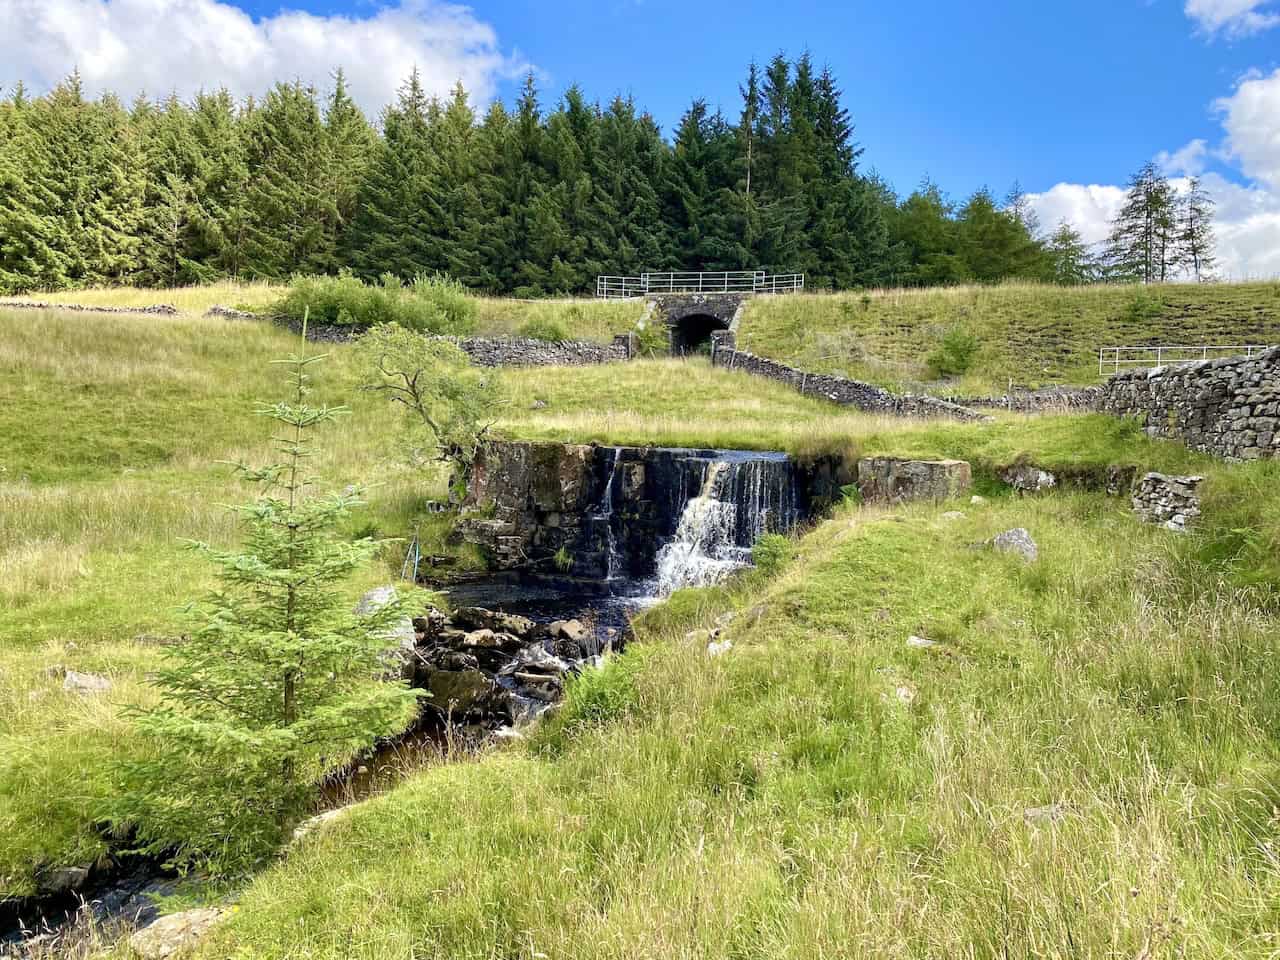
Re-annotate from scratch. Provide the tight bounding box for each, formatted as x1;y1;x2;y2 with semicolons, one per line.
594;450;624;580
652;454;799;596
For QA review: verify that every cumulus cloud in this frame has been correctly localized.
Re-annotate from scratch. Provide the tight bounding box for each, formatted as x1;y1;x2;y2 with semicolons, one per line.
1023;183;1127;247
1157;139;1210;176
0;0;520;116
1216;68;1280;188
1184;0;1280;37
1028;67;1280;279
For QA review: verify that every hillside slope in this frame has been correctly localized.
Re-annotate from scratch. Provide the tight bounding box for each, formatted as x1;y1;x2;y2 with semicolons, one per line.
197;488;1280;959
739;281;1280;391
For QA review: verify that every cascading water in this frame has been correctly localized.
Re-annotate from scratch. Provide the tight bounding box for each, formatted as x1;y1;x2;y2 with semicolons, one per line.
650;452;801;597
593;450;624;581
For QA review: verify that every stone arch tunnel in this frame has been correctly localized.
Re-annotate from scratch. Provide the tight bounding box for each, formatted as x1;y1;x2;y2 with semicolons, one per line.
649;293;746;356
670;313;729;354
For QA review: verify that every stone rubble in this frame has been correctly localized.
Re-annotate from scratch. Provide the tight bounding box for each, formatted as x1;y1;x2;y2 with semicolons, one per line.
128;907;225;960
409;604;609;732
62;671;112;695
1131;472;1205;532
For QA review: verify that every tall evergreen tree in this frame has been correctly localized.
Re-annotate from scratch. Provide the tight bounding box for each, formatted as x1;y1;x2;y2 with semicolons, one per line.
344;69;439;280
1046;220;1096;285
242;82;333;278
320;70;376;273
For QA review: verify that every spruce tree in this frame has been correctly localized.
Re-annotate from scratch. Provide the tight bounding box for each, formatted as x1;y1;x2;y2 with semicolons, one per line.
345;69;441;281
188;89;253;278
320;70;376;275
242;82;333;278
114;334;421;873
1046;221;1096;285
137;94;206;286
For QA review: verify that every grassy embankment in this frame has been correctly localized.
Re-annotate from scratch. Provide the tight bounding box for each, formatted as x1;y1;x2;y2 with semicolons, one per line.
3;295;1278;958
739;281;1280;393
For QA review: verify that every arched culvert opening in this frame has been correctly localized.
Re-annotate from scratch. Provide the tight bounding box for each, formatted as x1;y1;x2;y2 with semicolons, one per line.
670;314;729;356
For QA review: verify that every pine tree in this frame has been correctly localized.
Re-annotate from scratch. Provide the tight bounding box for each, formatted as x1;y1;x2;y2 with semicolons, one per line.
188;89;253;278
1177;177;1217;282
0;82;66;292
136;94;206;286
320;70;376;274
956;187;1049;282
114;334;422;873
893;180;967;286
242;82;333;278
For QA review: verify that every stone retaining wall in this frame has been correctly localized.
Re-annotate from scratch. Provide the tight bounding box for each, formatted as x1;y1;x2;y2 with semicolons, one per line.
1131;472;1204;532
1100;347;1280;460
710;337;985;421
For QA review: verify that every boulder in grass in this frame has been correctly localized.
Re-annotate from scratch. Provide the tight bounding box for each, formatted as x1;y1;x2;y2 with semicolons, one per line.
989;528;1038;562
62;671;111;695
129;907;225;959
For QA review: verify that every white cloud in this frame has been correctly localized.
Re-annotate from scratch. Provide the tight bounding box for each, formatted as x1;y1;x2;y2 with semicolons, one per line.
1216;68;1280;188
1157;138;1210;176
1184;0;1280;37
1025;183;1127;247
1028;66;1280;280
0;0;520;116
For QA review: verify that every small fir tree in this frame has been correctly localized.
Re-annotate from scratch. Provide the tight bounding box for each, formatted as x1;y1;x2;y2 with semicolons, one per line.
113;329;421;874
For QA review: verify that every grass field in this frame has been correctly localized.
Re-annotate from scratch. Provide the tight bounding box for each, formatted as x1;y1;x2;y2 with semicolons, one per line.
0;284;646;343
191;488;1280;959
3;297;1279;959
740;281;1280;392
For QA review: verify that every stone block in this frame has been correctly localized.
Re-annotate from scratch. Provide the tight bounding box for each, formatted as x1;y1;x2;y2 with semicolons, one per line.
856;458;972;504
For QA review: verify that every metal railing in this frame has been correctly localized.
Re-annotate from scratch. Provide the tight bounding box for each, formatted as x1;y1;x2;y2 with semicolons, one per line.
1099;344;1272;375
596;271;805;299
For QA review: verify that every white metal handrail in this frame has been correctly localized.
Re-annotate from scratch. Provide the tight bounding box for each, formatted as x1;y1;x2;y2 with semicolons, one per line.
596;271;804;299
1099;344;1272;375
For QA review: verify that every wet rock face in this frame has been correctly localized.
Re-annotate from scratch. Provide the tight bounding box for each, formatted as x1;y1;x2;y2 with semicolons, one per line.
459;441;809;580
409;605;608;731
856;458;972;504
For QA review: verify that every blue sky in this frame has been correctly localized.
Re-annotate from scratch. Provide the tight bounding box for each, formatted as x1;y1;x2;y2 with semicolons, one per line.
3;0;1280;275
223;0;1273;200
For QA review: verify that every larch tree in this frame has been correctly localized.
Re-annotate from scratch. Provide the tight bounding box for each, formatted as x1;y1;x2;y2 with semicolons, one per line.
1178;177;1218;282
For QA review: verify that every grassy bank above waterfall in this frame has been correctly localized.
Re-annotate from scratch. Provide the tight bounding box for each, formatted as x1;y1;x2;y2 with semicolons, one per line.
739;280;1280;392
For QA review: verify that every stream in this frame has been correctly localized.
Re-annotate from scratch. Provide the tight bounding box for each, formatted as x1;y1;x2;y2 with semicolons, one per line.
1;446;809;954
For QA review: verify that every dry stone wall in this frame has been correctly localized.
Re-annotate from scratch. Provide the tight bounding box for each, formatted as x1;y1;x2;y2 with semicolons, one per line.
1;299;178;316
710;337;986;422
1100;347;1280;460
276;314;633;366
